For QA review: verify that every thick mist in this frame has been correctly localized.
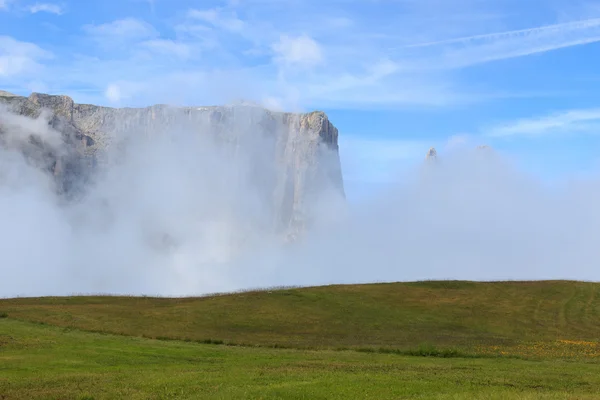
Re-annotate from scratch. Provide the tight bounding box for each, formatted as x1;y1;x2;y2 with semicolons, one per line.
1;104;599;298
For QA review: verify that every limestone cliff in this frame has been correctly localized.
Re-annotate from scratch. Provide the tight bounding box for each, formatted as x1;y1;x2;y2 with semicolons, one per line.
0;92;345;237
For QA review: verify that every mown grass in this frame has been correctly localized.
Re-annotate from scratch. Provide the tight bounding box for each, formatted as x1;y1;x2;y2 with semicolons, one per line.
2;318;600;400
2;280;600;358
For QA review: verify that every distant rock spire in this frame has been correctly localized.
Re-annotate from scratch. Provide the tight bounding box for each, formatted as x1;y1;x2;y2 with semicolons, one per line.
475;145;495;158
425;147;437;161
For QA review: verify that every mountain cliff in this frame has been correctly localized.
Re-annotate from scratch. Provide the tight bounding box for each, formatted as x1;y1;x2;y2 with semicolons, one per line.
0;91;345;239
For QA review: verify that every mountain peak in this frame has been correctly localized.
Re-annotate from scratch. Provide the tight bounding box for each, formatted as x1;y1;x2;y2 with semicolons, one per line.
425;147;437;161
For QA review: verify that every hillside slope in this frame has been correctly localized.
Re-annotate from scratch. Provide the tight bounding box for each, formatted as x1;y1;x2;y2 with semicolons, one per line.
2;280;600;357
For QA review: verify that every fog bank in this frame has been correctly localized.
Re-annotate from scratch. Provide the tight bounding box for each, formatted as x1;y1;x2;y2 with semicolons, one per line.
1;105;599;298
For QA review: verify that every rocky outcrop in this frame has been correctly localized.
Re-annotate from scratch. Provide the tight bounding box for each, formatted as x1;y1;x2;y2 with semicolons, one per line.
425;147;437;161
0;93;97;197
0;91;345;236
424;144;494;161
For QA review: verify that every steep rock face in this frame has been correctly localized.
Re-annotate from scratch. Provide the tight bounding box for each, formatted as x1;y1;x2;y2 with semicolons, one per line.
0;93;96;196
0;92;345;236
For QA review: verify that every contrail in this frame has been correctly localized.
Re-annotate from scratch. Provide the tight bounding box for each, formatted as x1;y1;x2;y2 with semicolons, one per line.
399;17;600;49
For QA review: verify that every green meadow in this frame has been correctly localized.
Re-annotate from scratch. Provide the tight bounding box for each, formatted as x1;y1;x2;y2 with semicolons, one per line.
2;280;600;399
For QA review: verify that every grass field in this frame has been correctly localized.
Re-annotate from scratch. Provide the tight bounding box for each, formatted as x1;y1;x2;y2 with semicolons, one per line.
2;280;600;399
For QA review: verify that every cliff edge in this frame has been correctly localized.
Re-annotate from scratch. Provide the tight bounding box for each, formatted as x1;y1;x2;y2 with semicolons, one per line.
0;92;345;238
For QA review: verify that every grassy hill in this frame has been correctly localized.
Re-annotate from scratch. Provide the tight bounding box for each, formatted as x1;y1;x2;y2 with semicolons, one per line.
3;280;600;399
2;280;600;358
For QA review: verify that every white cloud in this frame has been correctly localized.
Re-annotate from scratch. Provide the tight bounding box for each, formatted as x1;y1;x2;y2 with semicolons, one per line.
272;34;323;67
83;18;158;41
25;80;50;94
188;8;245;32
486;108;600;137
0;36;52;77
0;0;11;10
28;3;64;15
329;16;353;29
104;83;121;103
188;9;219;23
369;59;400;78
102;81;149;104
141;39;192;59
445;134;471;149
6;0;599;111
260;96;285;111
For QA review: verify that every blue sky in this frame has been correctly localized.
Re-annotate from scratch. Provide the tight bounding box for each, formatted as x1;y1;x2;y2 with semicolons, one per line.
2;0;600;199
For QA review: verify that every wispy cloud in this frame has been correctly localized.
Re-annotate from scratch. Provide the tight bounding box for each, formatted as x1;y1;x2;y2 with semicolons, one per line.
486;108;600;137
271;34;323;67
187;8;245;33
3;0;600;111
28;3;64;15
400;17;600;69
140;39;193;59
83;18;158;42
0;0;12;10
104;83;121;102
0;36;52;77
